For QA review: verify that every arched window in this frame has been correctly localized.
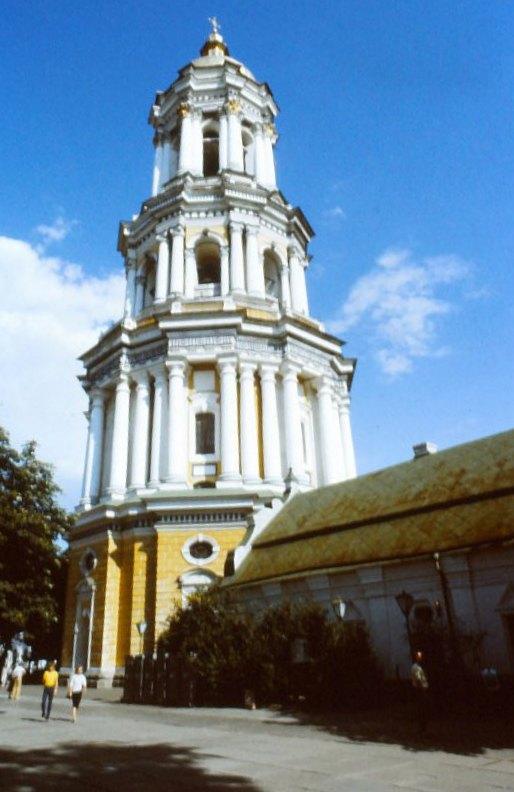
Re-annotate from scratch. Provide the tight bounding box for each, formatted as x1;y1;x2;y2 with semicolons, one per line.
242;127;254;175
203;121;219;177
143;256;156;307
196;241;221;287
195;412;215;454
263;250;281;299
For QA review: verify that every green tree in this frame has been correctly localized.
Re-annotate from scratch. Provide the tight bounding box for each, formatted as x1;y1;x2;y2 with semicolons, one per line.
0;426;72;653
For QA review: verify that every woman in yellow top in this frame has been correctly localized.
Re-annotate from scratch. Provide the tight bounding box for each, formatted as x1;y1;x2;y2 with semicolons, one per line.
41;662;58;720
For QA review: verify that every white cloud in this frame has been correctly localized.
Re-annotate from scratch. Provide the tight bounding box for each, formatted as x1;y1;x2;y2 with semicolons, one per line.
0;235;125;503
327;248;471;376
323;205;346;220
35;216;78;248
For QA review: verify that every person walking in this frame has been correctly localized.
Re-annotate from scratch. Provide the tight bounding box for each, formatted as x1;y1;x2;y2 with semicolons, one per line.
68;666;87;723
41;662;59;720
411;650;430;734
9;662;26;701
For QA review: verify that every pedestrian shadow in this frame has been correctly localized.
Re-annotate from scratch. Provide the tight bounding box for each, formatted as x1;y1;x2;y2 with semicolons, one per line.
0;742;262;791
277;704;514;756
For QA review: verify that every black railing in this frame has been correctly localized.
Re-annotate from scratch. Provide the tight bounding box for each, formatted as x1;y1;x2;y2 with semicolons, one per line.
123;652;197;706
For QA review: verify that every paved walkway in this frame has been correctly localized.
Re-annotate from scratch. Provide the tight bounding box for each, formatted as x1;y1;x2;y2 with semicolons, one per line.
0;687;513;790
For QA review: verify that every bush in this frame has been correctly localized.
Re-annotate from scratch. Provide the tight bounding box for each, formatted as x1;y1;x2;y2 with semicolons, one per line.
158;591;383;710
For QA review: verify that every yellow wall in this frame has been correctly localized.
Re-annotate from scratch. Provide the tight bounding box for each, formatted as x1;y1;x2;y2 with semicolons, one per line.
65;523;246;677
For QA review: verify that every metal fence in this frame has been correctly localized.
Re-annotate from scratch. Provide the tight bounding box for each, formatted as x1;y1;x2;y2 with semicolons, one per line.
123;652;198;706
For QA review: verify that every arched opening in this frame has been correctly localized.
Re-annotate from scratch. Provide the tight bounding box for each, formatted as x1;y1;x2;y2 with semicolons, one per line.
203;121;219;177
195;412;215;455
180;569;218;607
196;241;221;294
263;250;281;299
242;127;254;175
143;256;156;308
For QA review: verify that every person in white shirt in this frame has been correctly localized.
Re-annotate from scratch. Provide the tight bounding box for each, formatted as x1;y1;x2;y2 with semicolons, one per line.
68;665;87;722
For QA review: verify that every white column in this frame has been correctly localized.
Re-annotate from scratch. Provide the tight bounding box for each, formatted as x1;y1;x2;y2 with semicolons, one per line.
260;364;282;485
227;101;244;171
178;105;193;173
218;357;242;484
245;226;265;297
280;263;291;311
229;222;245;293
166;359;188;487
332;396;345;482
263;124;277;189
239;362;260;484
219;114;228;170
161;136;172;187
281;361;305;481
339;383;357;479
124;259;137;319
107;374;131;497
154;235;170;303
149;367;167;487
80;388;106;507
134;263;145;314
129;373;150;489
191;110;203;176
254;124;267;186
288;246;306;314
184;248;197;297
220;246;230;296
151;133;163;196
316;377;339;485
298;258;309;315
170;225;185;296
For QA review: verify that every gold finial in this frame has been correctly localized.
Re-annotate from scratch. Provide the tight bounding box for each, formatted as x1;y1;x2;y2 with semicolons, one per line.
200;16;229;57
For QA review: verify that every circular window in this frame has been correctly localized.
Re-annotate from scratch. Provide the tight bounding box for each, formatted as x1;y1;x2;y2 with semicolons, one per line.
189;540;214;560
182;534;220;566
80;549;97;576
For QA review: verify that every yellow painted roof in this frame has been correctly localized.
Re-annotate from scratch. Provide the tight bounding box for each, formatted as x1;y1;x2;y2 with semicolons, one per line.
229;429;514;587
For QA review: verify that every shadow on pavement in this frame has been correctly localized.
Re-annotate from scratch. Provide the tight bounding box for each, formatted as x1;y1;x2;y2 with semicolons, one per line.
280;704;514;756
0;742;262;791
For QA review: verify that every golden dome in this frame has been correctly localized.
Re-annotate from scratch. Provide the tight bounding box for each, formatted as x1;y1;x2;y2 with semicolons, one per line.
200;17;229;57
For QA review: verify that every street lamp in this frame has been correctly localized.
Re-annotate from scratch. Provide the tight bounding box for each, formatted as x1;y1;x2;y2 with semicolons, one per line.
136;620;147;656
395;590;414;659
331;598;347;621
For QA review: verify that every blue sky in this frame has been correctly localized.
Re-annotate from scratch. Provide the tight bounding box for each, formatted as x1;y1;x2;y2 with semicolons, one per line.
0;1;513;507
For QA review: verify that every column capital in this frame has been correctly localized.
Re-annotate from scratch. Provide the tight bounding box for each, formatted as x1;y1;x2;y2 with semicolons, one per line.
149;364;167;383
287;244;300;258
166;358;187;377
239;360;258;376
225;98;242;115
218;355;239;373
316;375;333;396
177;101;191;119
229;220;244;234
89;386;107;404
131;370;150;388
245;225;259;237
171;223;185;237
281;359;302;380
155;233;168;244
259;362;280;381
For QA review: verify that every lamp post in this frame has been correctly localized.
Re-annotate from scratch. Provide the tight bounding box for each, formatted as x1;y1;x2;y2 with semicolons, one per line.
395;590;414;660
136;620;147;656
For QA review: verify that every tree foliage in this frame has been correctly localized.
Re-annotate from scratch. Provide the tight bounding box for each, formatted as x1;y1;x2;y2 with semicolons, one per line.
159;590;383;709
0;426;72;651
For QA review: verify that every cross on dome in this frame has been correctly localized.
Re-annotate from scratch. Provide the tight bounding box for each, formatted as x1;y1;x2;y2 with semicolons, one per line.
201;16;229;56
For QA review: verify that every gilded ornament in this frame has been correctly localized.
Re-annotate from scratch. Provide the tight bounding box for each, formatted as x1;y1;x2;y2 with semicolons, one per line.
177;102;191;119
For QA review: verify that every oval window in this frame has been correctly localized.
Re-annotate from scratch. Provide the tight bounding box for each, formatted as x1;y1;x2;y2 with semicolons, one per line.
189;540;214;560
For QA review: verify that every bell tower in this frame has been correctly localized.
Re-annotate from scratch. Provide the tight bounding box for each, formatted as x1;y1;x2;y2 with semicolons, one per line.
63;21;357;686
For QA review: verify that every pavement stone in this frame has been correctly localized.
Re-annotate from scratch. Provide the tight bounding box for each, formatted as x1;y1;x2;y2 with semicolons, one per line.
0;687;513;791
